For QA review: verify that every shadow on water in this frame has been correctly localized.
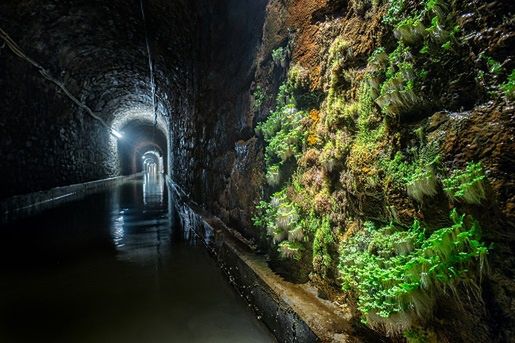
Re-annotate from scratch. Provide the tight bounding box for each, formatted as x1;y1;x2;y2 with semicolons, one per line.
0;174;275;343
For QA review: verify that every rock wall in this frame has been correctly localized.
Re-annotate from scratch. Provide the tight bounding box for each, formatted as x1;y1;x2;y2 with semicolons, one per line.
173;0;269;239
196;0;515;341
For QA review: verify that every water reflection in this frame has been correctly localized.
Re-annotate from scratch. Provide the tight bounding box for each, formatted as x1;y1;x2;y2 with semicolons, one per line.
143;172;164;206
0;175;275;343
109;172;170;267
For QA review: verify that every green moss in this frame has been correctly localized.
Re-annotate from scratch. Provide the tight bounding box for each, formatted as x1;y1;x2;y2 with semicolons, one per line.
272;47;287;66
279;241;305;260
384;0;406;26
252;86;266;111
383;142;440;202
347;79;387;180
256;75;312;187
288;64;310;90
253;187;332;264
443;162;487;205
319;131;351;172
325;99;359;130
486;56;503;75
395;16;426;44
324;37;355;126
313;216;334;276
338;210;488;334
500;69;515;99
328;37;351;66
375;43;421;118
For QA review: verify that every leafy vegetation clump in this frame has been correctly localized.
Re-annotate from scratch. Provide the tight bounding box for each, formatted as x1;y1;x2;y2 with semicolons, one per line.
256;103;308;184
279;240;305;260
272;47;287;66
384;0;406;26
374;0;476;119
252;86;266;111
443;162;486;205
338;210;488;334
253;190;297;244
501;69;515;99
383;143;441;203
486;56;503;75
253;189;329;264
375;43;422;118
313;216;334;276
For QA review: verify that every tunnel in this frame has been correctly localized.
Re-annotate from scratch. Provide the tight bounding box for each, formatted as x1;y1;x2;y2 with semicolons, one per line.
1;0;514;342
0;0;195;199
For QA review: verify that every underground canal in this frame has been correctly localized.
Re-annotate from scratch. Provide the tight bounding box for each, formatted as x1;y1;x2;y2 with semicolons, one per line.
0;173;274;342
1;0;514;342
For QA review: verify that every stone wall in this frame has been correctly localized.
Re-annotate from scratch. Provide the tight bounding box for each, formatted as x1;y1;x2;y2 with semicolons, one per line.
192;0;515;341
174;0;269;238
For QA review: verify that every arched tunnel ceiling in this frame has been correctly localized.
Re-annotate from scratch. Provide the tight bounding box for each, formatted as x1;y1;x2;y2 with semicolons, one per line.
0;0;201;197
0;0;195;133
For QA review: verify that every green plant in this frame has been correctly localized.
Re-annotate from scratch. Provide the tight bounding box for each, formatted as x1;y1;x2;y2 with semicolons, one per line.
384;0;406;25
338;210;488;334
252;86;266;111
395;16;426;44
383;140;440;202
253;190;299;243
288;64;310;90
257;103;308;165
272;47;287;66
486;57;503;75
406;167;438;203
279;241;304;260
406;145;440;203
367;48;389;97
313;216;334;276
500;69;515;99
253;187;329;263
375;43;421;118
328;37;351;66
425;15;448;45
443;162;487;204
347;79;386;179
325;99;360;129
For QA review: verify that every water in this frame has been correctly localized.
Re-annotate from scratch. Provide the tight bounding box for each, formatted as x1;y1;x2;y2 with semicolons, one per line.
0;174;274;343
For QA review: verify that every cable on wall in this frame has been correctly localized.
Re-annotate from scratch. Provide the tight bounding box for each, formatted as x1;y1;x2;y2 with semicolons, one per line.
0;26;122;139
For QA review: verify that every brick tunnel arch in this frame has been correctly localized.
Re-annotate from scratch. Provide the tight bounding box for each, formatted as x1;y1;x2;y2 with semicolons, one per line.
141;150;164;174
0;0;196;199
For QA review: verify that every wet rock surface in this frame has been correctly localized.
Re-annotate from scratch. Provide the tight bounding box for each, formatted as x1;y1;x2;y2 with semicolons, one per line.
193;0;515;341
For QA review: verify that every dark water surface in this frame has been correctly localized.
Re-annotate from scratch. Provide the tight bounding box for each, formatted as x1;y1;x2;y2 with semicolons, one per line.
0;175;274;343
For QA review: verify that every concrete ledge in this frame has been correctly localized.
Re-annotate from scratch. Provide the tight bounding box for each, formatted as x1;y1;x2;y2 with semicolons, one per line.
1;173;142;225
167;177;374;343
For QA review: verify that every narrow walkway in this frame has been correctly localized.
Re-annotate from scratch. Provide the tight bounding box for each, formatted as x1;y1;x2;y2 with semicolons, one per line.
0;174;274;343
